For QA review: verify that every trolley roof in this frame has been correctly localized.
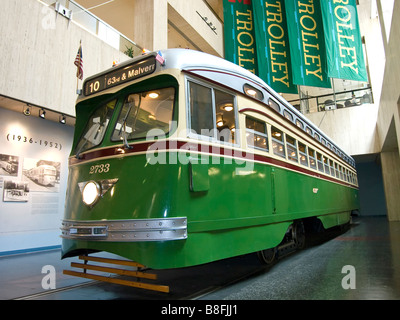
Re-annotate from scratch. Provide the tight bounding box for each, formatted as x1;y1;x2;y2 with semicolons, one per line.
79;49;355;168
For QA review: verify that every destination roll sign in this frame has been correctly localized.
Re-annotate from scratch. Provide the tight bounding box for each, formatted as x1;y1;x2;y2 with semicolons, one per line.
84;57;156;96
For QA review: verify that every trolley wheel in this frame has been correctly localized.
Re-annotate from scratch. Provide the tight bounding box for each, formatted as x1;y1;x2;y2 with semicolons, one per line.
257;247;276;265
293;220;306;250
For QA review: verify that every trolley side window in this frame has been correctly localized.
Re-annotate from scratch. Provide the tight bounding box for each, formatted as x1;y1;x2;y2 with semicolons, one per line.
298;142;308;167
271;126;285;158
308;147;317;169
246;117;268;151
284;110;293;122
112;87;175;141
330;160;335;177
244;84;264;100
188;81;237;144
316;153;324;172
335;163;340;178
215;89;236;144
324;157;330;174
286;135;298;163
296;119;304;129
269;99;281;113
188;82;214;137
75;99;117;155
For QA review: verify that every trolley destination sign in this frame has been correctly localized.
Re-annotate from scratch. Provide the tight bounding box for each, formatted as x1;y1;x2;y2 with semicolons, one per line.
84;57;156;96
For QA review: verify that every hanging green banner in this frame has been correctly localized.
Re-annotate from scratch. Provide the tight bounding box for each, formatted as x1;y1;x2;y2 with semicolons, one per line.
320;0;368;82
223;0;258;75
252;0;297;94
285;0;331;88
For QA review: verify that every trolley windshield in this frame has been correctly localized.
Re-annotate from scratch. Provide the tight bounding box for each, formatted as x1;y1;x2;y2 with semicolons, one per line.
44;168;56;175
111;87;175;141
74;99;117;156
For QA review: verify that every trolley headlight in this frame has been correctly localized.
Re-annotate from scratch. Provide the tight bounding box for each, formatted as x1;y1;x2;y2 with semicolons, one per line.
78;178;118;208
82;181;101;206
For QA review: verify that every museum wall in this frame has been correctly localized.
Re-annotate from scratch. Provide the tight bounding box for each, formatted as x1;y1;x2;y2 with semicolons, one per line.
0;0;129;117
306;104;380;156
75;0;224;56
377;0;400;150
305;0;385;157
376;1;400;221
0;108;74;254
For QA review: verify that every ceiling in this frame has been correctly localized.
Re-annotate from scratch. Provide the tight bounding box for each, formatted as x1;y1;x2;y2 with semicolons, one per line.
0;95;76;127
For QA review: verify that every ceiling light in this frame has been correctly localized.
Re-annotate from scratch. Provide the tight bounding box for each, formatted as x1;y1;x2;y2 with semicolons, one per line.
23;105;31;116
246;88;257;96
39;109;46;119
273;132;281;138
223;103;233;112
59;114;66;124
148;92;159;99
216;114;224;127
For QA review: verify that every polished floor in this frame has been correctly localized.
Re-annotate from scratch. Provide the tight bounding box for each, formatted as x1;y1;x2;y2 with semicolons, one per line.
203;216;400;300
1;216;399;300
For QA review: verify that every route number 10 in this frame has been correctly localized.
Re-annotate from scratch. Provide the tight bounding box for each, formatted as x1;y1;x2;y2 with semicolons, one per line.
89;81;100;93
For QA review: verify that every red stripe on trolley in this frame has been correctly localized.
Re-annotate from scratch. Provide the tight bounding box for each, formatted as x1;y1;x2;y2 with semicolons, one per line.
69;140;357;189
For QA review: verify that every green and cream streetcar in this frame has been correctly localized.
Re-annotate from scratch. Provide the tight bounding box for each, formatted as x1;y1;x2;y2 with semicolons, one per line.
61;49;359;269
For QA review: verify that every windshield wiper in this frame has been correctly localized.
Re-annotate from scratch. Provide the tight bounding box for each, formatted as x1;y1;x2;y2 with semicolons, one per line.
75;141;87;159
119;95;141;150
75;140;89;159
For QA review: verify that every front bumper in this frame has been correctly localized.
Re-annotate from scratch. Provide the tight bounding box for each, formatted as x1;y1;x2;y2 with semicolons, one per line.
61;217;187;242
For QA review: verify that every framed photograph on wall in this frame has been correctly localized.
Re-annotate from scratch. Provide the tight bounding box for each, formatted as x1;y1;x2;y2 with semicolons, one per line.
23;158;60;193
0;154;19;177
3;180;29;202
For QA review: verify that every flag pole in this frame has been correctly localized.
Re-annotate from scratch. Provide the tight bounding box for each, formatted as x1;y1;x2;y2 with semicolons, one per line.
76;40;79;94
78;40;81;94
76;74;79;94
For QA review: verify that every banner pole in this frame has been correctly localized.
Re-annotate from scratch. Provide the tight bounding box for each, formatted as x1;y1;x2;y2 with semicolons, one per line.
332;78;337;108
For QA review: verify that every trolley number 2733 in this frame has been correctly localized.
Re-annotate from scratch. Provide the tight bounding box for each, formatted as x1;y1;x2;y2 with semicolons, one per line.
89;163;110;175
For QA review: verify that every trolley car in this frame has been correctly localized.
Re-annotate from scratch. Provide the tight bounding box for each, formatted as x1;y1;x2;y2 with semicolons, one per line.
0;160;18;175
61;49;359;269
27;165;57;186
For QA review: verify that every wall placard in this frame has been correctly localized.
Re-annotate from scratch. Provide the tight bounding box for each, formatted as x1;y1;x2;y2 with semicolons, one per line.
0;107;74;253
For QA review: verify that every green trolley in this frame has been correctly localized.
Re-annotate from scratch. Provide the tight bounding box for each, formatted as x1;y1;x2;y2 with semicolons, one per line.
61;49;359;269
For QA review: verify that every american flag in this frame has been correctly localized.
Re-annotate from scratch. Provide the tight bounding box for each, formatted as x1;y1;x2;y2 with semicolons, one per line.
156;50;165;66
74;43;83;80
